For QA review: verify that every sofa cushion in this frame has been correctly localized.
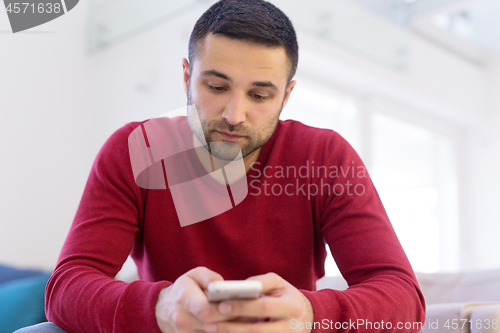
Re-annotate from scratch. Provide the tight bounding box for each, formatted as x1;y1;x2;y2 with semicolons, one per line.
0;273;51;333
417;269;500;304
470;304;500;333
316;275;348;291
420;302;499;333
0;264;45;284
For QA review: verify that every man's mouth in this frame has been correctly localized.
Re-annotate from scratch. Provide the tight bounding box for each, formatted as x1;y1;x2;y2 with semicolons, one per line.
215;130;246;140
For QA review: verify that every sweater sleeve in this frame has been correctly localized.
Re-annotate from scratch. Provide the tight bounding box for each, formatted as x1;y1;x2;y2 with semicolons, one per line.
301;133;426;332
45;122;172;333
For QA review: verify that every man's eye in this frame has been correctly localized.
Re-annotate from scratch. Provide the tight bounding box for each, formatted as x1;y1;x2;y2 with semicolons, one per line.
208;85;225;92
253;94;269;101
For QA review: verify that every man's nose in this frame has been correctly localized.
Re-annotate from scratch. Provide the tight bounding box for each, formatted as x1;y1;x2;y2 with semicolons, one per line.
222;92;247;125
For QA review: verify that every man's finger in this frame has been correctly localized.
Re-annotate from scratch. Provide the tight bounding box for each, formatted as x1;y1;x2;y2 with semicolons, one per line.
181;267;231;323
186;266;224;290
217;295;300;319
170;308;208;331
247;272;289;294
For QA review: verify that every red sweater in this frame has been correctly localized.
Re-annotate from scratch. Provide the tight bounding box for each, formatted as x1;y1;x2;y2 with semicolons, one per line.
46;117;425;332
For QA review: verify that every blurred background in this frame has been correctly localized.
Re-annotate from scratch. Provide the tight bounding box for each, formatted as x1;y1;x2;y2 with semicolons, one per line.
1;0;499;276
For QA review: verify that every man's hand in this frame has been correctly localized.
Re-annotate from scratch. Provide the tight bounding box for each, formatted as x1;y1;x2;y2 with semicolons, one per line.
155;268;314;333
155;266;226;333
202;272;314;333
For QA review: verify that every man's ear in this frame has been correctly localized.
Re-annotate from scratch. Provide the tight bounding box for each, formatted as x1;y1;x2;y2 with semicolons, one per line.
282;80;297;110
182;58;190;95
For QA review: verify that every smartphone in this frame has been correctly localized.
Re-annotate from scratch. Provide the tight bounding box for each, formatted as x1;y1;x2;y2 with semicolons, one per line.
207;280;263;302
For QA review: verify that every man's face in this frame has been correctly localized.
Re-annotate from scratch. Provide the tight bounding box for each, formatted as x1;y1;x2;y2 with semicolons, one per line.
183;34;296;161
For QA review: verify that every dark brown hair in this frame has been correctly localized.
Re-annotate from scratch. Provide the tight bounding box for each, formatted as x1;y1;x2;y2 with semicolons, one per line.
188;0;299;83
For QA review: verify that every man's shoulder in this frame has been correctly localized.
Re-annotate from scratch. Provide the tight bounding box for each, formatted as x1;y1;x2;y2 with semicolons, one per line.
122;116;188;131
276;119;344;146
278;119;338;135
111;116;188;141
100;116;189;159
273;119;357;162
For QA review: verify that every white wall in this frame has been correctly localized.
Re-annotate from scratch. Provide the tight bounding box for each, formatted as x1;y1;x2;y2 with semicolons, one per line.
0;3;95;270
0;2;195;270
0;1;498;272
460;58;500;270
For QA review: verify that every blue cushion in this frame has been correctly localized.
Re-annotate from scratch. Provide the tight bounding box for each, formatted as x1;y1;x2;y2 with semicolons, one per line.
0;273;52;333
0;264;45;284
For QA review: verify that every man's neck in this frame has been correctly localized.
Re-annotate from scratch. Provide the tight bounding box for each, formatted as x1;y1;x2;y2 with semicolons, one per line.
192;134;261;185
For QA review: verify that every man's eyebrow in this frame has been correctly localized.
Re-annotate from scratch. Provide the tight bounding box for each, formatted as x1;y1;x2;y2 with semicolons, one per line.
200;69;279;91
201;69;232;82
252;81;279;91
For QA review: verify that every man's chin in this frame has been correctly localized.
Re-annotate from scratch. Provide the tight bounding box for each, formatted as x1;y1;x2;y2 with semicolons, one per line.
208;141;245;161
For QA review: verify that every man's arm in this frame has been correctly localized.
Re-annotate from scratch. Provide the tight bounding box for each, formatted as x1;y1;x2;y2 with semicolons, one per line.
45;123;171;333
298;133;426;332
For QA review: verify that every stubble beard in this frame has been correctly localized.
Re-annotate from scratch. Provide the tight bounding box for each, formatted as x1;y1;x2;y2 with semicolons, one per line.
186;86;282;161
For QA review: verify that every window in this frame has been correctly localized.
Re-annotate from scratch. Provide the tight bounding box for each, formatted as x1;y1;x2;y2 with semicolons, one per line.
371;113;459;273
281;77;362;155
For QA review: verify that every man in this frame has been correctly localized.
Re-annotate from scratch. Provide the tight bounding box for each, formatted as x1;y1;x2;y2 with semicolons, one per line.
19;0;425;332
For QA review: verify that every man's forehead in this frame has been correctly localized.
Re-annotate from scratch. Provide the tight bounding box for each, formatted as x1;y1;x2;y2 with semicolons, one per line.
194;34;289;84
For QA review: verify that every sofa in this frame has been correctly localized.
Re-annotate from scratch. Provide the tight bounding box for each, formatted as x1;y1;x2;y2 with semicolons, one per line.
0;264;51;333
316;267;500;333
